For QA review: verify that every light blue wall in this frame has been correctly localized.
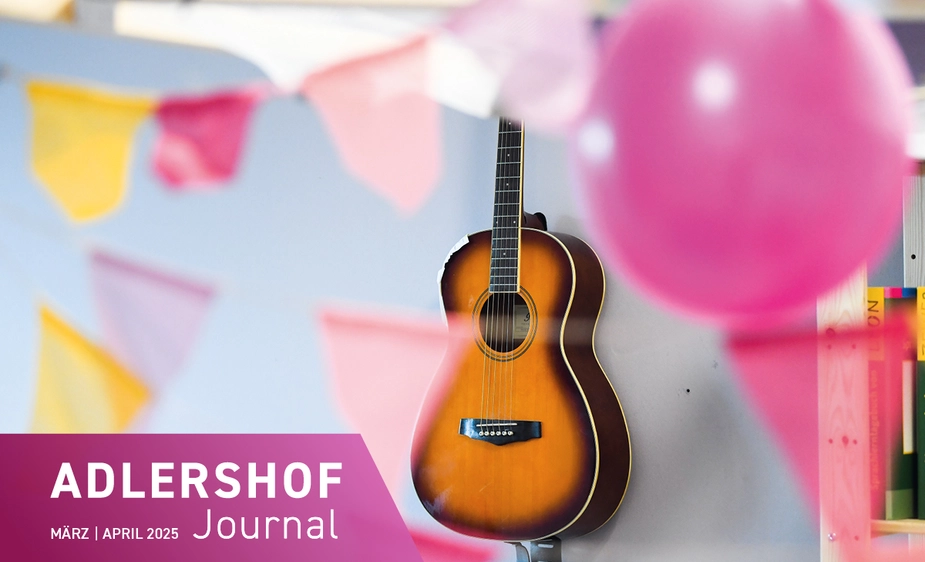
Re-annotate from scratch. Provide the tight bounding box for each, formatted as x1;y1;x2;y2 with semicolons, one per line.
0;19;819;561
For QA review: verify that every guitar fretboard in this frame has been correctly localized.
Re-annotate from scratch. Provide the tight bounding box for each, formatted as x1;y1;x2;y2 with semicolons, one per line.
489;119;524;293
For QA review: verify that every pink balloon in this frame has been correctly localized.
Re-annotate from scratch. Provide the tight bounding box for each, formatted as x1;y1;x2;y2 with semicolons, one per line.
571;0;913;328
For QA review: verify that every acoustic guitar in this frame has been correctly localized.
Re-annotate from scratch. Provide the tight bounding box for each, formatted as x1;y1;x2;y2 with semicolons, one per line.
411;118;631;541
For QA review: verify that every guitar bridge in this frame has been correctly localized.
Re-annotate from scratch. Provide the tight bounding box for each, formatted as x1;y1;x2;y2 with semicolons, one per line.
459;419;541;446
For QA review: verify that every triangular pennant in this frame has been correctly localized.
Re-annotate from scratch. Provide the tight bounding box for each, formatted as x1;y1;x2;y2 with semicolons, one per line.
302;36;441;215
727;321;910;562
31;306;150;433
113;2;497;117
443;0;596;132
89;249;216;390
152;86;269;189
317;306;467;501
409;527;500;562
725;329;822;516
26;81;155;222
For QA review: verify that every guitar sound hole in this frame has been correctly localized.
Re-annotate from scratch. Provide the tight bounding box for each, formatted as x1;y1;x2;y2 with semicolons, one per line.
478;293;531;353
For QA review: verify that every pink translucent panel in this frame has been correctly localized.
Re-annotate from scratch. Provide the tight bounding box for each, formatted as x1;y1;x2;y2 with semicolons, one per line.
301;36;441;215
443;0;595;132
727;318;911;562
90;249;216;390
153;86;270;189
726;329;824;514
409;526;500;562
317;306;468;501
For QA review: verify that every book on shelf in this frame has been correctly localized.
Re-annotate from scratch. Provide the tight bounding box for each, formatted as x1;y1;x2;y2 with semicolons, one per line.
868;286;886;520
883;287;916;520
917;287;925;520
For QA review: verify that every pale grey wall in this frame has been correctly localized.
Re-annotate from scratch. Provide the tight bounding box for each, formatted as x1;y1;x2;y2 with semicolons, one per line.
0;20;819;561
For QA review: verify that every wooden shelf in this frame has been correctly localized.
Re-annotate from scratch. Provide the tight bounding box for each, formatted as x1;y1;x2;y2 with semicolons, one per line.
872;519;925;536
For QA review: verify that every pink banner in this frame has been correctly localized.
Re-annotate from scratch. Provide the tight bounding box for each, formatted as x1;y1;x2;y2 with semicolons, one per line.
443;0;595;132
90;249;215;390
727;319;918;562
726;329;824;514
409;527;500;562
317;306;468;502
0;434;422;562
153;86;269;189
301;36;441;215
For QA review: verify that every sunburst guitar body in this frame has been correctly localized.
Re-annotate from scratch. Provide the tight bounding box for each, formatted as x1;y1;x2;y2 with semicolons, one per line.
411;119;631;542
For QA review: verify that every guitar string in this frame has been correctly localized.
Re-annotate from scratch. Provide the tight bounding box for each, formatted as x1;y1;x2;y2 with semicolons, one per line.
490;118;507;430
500;120;518;525
494;119;506;429
490;118;510;432
483;201;490;428
502;119;517;429
485;117;507;428
483;118;523;434
505;119;520;429
509;121;522;428
509;119;521;429
503;119;515;428
484;117;505;431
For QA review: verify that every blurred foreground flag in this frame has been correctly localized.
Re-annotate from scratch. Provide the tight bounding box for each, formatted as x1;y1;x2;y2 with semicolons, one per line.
317;306;467;501
444;0;595;132
153;86;268;189
726;329;823;515
26;81;154;222
31;306;150;433
409;527;500;562
726;321;915;562
302;36;441;215
90;249;216;389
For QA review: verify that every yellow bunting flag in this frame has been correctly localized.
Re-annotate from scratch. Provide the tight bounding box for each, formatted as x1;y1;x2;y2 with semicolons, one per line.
26;81;155;222
31;306;150;433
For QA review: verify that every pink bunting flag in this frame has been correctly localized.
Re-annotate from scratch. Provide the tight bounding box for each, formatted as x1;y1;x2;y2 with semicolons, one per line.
90;249;216;390
301;36;441;215
443;0;596;132
409;527;500;562
317;306;467;501
152;86;270;189
727;321;916;562
726;329;824;515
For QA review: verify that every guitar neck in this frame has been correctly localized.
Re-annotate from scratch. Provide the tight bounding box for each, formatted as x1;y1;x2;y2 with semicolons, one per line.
489;118;524;294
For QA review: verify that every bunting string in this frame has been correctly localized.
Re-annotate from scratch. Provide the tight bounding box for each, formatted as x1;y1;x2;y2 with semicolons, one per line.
0;0;598;222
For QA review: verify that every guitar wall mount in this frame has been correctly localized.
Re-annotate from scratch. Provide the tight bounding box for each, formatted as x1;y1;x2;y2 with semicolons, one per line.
509;537;562;562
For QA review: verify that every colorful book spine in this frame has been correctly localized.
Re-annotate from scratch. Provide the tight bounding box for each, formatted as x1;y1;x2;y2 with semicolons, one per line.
917;287;925;520
869;287;885;519
884;287;916;520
